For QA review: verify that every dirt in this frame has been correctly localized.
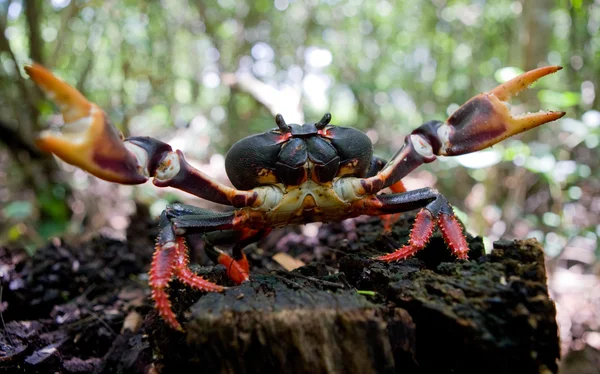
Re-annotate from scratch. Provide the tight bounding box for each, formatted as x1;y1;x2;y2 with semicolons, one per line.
0;206;559;373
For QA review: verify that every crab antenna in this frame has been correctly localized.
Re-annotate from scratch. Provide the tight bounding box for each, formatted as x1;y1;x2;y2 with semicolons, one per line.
315;112;332;129
275;113;291;132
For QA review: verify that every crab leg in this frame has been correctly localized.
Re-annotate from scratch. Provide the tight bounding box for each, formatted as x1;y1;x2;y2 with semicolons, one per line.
166;204;255;284
359;188;469;261
202;227;271;284
364;155;406;232
151;205;257;331
25;63;257;207
359;66;565;194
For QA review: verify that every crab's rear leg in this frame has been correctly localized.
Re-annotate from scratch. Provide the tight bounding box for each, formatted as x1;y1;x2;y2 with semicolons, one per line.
358;66;566;195
25;63;258;207
360;188;469;261
202;228;271;284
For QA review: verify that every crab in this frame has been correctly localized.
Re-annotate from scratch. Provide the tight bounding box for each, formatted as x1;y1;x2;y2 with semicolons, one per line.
24;63;564;331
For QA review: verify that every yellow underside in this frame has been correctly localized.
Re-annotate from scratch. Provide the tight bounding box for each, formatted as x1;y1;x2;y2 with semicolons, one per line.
263;180;353;227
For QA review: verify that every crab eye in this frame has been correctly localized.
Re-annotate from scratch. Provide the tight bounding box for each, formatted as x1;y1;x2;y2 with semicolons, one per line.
315;112;332;130
275;113;291;133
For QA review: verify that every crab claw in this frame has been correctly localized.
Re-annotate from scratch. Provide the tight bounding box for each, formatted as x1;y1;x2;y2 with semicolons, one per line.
25;63;146;184
438;66;566;156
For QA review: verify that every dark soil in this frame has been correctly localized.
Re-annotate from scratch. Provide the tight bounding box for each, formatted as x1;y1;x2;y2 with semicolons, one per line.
0;206;559;373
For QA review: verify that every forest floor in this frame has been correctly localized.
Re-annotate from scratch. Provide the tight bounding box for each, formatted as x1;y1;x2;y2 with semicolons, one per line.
0;207;596;373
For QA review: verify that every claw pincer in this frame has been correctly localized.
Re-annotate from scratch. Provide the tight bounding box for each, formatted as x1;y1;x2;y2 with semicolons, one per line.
439;65;565;156
25;64;146;184
369;66;564;263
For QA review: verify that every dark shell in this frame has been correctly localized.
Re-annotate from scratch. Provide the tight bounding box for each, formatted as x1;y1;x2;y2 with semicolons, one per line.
225;119;374;190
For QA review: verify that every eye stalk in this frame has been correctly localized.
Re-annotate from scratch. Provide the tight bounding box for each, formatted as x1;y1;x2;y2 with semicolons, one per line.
275;114;291;133
315;112;332;130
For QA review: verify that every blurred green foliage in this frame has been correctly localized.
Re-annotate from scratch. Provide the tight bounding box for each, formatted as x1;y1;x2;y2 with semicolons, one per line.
0;0;598;259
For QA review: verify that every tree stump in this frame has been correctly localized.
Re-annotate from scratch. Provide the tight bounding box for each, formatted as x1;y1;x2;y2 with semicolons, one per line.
1;209;559;373
150;215;559;374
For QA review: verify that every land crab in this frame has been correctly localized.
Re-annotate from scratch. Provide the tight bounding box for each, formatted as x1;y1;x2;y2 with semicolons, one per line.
25;64;564;331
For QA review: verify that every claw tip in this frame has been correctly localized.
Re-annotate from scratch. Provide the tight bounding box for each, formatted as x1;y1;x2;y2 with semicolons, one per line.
23;63;45;78
549;111;567;121
544;65;562;73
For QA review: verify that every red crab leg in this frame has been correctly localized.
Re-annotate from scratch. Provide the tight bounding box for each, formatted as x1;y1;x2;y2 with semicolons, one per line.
208;248;250;284
359;187;469;261
149;206;253;331
168;204;258;284
378;209;435;261
150;236;226;332
149;240;183;331
25;63;258;207
203;227;272;284
174;237;226;292
213;228;256;284
359;66;565;195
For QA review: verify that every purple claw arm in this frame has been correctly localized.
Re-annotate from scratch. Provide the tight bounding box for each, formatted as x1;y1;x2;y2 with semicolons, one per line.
25;63;259;207
358;66;566;195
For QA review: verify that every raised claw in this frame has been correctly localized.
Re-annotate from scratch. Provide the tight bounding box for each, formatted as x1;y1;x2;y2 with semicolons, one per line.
25;63;146;184
439;65;566;156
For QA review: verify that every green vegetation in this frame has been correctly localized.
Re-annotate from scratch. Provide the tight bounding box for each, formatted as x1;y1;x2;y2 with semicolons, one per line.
0;0;598;260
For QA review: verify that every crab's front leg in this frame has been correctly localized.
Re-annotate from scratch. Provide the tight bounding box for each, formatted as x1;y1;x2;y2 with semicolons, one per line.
359;66;565;195
25;64;265;331
354;66;565;261
25;64;258;207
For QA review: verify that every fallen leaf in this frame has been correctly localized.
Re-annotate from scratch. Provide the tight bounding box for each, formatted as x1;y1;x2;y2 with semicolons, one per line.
272;253;305;271
121;311;143;333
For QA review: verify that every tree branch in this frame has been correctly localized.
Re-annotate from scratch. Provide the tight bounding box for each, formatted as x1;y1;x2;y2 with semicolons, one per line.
49;0;80;67
25;0;43;64
194;2;304;124
0;119;43;160
221;72;303;123
0;16;37;133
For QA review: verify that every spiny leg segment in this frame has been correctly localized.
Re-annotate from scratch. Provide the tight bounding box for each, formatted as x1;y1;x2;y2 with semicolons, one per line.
202;228;272;285
149;204;256;331
360;188;469;261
